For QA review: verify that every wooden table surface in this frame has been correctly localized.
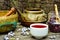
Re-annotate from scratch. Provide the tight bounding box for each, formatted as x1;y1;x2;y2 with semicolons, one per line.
0;23;60;40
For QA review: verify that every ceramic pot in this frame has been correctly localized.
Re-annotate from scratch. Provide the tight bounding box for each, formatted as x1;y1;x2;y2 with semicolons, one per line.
20;8;48;26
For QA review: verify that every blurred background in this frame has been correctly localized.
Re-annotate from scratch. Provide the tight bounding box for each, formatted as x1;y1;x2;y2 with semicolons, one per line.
0;0;60;12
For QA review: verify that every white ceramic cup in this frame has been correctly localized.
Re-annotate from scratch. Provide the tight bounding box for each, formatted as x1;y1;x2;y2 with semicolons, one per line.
30;23;48;39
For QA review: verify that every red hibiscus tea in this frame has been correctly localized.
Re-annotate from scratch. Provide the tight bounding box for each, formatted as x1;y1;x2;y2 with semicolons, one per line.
32;25;46;28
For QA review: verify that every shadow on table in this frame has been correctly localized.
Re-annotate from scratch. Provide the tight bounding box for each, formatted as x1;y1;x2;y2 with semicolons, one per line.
31;36;48;40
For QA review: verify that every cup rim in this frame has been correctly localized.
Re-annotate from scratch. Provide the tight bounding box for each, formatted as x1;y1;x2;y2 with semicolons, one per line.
30;23;48;28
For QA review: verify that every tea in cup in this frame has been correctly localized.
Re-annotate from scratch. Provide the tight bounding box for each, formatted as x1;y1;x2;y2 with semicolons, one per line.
30;23;48;39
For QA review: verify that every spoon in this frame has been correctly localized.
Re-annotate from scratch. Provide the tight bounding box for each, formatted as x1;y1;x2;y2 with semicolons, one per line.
54;4;60;23
5;7;16;16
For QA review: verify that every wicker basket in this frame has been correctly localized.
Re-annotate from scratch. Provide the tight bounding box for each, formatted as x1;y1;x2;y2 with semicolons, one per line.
0;10;18;33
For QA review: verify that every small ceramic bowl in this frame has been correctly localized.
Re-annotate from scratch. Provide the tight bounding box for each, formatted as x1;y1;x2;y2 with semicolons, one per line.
30;23;48;39
48;22;60;33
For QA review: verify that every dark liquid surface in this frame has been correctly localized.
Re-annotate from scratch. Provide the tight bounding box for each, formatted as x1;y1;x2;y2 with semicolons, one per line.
32;25;46;28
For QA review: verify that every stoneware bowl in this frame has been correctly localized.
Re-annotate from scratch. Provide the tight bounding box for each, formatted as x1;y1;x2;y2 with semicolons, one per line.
0;10;18;33
30;23;48;39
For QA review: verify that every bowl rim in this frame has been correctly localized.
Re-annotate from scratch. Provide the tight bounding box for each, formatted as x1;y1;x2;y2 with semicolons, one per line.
30;23;48;28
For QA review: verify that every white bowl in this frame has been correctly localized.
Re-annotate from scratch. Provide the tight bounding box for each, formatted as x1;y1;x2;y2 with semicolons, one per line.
30;23;48;39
